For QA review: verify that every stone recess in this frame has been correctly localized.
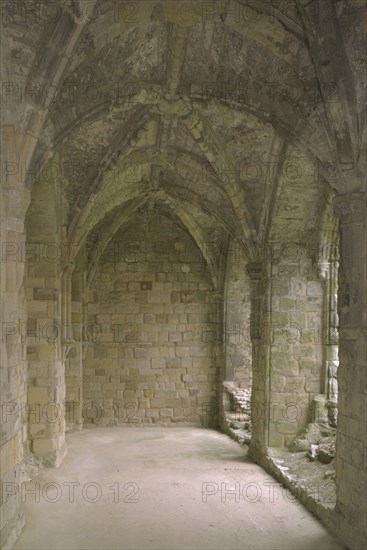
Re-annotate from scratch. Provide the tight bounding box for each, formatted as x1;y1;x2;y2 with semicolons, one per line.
83;210;220;427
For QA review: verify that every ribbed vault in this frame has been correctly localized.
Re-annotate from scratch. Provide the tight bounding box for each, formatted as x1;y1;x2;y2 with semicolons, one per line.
3;0;365;262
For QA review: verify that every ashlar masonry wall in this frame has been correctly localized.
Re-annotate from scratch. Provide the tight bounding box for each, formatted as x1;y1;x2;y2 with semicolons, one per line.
223;240;252;389
83;210;221;427
267;242;324;447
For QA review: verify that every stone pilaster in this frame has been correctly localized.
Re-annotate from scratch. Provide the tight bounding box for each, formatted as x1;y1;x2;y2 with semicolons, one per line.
0;178;30;548
332;192;366;549
246;261;269;460
26;263;67;467
62;261;84;430
25;194;67;467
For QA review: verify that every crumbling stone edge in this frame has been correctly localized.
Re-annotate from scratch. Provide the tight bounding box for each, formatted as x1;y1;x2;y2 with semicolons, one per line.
247;446;350;550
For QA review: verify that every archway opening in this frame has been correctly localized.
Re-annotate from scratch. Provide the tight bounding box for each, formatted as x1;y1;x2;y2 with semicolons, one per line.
80;206;221;428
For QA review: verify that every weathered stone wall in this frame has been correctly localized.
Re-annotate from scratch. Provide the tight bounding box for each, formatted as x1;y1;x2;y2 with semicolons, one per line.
64;304;83;431
268;243;324;447
0;274;28;550
331;193;367;550
64;262;85;430
83;210;220;427
0;126;30;548
223;240;252;388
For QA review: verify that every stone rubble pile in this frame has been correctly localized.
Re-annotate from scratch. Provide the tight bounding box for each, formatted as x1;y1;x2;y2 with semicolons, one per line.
223;382;252;444
290;395;336;468
19;453;42;483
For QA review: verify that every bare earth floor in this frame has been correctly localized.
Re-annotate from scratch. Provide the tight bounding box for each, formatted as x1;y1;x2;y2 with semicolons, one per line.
14;428;344;550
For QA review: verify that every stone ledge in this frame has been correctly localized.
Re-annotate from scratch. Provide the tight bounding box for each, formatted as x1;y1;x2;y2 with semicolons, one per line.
248;447;349;550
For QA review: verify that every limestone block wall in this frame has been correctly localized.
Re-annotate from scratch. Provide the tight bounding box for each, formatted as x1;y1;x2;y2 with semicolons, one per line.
64;298;83;430
0;272;28;550
268;243;324;447
331;193;367;550
25;274;66;465
83;211;220;427
0;138;30;549
223;241;252;389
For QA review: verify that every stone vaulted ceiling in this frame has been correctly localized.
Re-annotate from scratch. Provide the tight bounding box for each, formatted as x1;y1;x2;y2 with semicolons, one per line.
2;0;366;273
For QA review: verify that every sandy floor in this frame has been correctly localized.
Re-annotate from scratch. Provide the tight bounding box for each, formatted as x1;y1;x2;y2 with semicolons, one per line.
14;427;344;550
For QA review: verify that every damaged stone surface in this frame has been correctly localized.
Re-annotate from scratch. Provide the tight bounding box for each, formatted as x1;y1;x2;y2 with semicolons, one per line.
267;448;337;515
223;382;252;444
289;394;337;468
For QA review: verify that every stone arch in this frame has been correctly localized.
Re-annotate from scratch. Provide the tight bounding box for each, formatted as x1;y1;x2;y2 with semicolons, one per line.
80;206;221;428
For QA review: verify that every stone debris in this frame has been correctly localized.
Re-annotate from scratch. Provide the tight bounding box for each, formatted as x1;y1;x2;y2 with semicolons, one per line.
290;438;310;452
307;444;319;461
317;439;336;464
223;382;252;445
19;453;42;483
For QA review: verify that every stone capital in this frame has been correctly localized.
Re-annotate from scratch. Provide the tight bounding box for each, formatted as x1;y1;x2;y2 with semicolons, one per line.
333;192;366;224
